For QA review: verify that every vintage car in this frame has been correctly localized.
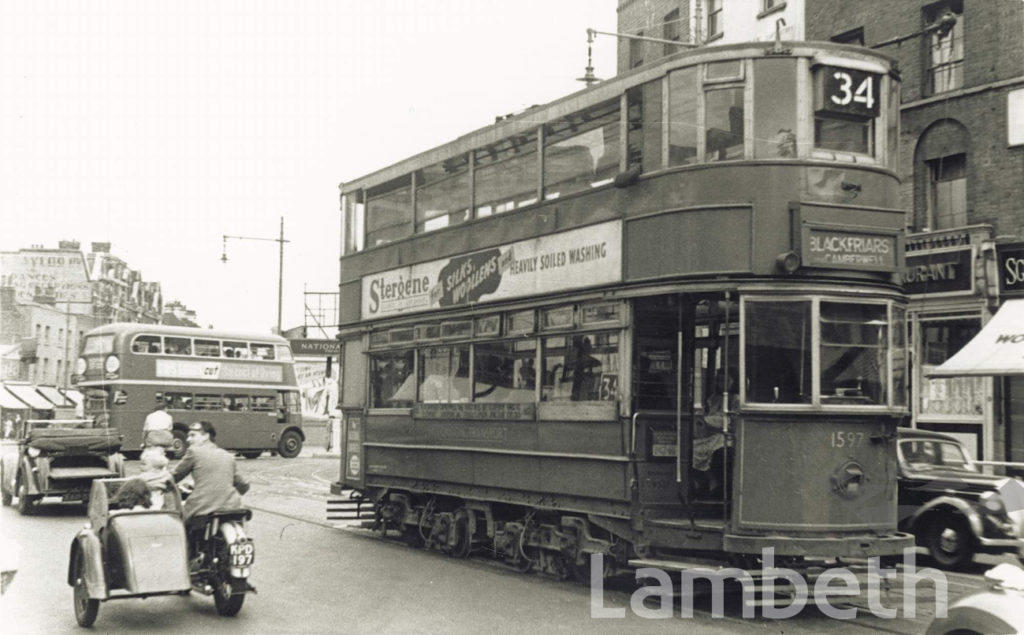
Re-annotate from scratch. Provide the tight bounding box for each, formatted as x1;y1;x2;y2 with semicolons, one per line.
897;428;1024;568
0;419;124;515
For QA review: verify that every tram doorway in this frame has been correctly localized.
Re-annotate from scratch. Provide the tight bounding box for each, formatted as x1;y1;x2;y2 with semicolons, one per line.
632;293;737;516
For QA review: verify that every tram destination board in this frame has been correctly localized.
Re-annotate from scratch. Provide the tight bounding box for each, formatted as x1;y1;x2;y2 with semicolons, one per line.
801;224;900;272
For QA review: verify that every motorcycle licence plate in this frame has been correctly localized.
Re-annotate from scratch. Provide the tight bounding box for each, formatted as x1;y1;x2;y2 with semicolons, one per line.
230;542;255;566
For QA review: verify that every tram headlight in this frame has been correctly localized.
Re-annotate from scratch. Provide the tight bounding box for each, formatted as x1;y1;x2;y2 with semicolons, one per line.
776;251;801;274
104;355;121;373
75;357;87;374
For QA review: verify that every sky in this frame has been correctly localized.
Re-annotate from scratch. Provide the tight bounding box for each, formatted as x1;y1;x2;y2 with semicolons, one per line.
0;0;617;334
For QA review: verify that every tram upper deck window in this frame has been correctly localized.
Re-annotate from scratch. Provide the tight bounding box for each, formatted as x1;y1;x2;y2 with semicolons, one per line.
543;100;619;200
474;132;538;218
366;175;412;247
753;58;798;159
370;350;414;408
744;300;812;404
820;302;888;405
342;192;365;255
668;66;699;166
627;80;662;172
416;155;470;233
813;66;881;159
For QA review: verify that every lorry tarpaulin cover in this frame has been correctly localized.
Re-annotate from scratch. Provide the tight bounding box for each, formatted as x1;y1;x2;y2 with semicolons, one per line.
927;299;1024;377
25;427;122;453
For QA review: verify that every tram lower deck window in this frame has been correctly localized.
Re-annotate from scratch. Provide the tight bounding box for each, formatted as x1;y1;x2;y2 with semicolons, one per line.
370;350;415;408
541;332;618;402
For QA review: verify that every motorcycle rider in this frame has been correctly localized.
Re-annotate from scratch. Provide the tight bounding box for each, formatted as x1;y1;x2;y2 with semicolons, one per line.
171;421;250;521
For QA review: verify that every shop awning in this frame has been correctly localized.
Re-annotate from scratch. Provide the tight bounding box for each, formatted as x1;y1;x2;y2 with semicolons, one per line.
0;388;28;410
61;389;83;406
927;299;1024;377
36;385;73;407
3;384;54;410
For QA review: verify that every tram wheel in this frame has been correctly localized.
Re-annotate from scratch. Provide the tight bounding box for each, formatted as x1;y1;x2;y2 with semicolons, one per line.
446;508;472;558
926;514;975;569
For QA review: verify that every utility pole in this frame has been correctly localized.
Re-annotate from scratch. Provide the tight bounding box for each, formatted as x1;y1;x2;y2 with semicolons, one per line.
221;216;290;333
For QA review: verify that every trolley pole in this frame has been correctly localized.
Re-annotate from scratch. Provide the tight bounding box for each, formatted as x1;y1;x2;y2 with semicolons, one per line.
221;216;290;334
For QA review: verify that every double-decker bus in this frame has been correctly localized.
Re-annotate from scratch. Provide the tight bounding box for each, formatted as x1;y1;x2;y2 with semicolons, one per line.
333;41;912;574
74;324;304;459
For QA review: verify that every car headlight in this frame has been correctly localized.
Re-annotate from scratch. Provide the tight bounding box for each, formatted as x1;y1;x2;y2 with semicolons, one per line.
104;355;120;373
75;357;87;374
26;447;40;458
980;491;1006;514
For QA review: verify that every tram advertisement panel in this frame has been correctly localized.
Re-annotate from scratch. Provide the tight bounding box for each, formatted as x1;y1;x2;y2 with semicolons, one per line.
361;220;622;318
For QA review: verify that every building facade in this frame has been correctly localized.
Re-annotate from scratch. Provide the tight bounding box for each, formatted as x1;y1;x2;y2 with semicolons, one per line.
615;0;1024;463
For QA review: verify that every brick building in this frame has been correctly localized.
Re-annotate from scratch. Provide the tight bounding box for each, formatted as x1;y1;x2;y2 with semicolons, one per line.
614;0;1024;463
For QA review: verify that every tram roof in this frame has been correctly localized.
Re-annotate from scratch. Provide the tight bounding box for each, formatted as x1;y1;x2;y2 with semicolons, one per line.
84;322;290;344
338;40;896;195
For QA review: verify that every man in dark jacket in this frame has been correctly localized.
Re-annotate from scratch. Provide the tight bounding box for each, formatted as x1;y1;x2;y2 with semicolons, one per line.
172;421;250;520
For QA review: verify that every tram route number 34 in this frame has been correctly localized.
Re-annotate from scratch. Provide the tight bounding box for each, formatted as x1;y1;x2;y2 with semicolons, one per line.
230;543;255;566
821;66;879;118
830;430;865;450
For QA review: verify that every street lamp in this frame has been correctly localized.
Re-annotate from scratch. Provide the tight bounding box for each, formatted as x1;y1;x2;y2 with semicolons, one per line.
221;216;290;333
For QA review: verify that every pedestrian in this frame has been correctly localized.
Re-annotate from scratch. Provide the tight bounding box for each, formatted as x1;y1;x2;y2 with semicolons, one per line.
143;400;174;451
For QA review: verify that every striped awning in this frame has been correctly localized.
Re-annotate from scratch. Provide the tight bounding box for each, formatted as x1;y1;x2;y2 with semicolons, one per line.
37;385;73;407
3;384;54;410
0;388;28;410
61;389;84;406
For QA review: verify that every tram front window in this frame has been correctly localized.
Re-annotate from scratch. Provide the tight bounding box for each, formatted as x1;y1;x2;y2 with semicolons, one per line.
744;300;812;404
820;302;888;404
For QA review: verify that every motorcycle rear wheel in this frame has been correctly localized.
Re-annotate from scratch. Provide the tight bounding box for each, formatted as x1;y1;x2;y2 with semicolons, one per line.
213;576;246;616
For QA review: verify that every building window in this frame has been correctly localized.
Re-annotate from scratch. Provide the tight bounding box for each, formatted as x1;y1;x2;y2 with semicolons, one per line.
629;30;644;68
44;325;51;344
663;9;681;56
927;2;963;94
831;27;865;46
707;0;723;40
928;153;967;229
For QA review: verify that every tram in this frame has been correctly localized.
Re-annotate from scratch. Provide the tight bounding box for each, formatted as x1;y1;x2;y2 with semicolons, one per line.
332;40;913;575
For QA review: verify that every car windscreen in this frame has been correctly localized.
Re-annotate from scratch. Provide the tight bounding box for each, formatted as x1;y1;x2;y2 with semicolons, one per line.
899;439;977;472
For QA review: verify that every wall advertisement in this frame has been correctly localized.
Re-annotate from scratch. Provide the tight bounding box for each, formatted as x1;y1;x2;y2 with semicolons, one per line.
361;221;623;319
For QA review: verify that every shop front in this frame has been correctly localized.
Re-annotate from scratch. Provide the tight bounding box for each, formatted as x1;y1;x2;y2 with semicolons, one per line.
903;226;997;461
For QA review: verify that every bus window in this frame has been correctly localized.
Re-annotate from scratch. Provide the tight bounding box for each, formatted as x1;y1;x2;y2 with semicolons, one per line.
166;392;193;410
275;345;294;362
223;341;248;358
83;334;115;356
225;395;249;411
193;394;223;411
132;335;162;354
165;337;192;356
280;391;301;414
542;332;618;402
251;396;276;412
370;350;415;408
251;343;275;360
195;339;221;357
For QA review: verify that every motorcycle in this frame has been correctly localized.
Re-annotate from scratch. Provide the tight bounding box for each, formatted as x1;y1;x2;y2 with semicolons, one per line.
67;477;255;627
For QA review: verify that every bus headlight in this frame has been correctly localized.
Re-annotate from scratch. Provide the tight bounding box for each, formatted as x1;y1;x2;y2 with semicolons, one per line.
104;355;121;373
75;357;87;374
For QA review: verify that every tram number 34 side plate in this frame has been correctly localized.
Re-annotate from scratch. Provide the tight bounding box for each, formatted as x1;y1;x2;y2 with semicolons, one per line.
229;542;255;566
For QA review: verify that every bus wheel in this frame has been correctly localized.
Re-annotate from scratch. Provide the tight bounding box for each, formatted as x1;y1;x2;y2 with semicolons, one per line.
277;430;302;459
169;430;188;459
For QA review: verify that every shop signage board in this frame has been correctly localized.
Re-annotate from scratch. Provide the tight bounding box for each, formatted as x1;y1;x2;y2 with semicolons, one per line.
291;339;342;356
902;247;974;296
997;242;1024;298
361;220;622;319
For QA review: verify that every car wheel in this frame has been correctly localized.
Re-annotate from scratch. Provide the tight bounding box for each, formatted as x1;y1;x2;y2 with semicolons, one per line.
16;477;36;516
73;551;100;627
276;430;302;459
926;513;975;569
169;430;188;459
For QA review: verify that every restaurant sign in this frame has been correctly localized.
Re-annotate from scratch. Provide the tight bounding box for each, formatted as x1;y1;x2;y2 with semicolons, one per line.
800;224;900;272
997;242;1024;297
901;247;974;296
361;221;622;319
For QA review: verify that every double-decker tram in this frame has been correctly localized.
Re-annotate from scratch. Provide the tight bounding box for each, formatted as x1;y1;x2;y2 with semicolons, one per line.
74;324;304;459
333;41;912;576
